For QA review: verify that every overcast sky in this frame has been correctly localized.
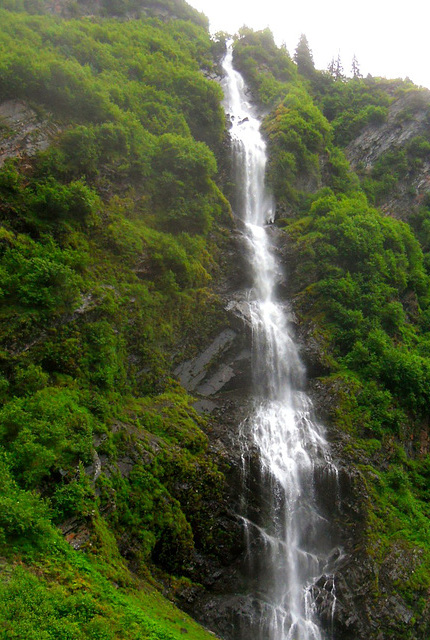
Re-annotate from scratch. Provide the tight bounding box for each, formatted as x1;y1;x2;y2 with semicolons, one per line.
189;0;430;90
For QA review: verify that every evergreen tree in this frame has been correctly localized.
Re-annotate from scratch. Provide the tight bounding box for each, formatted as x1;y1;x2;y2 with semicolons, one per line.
328;53;344;80
294;34;315;78
351;54;362;78
334;52;345;80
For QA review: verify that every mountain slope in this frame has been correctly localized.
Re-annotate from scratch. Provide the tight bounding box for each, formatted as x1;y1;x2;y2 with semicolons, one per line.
1;5;430;639
0;3;238;638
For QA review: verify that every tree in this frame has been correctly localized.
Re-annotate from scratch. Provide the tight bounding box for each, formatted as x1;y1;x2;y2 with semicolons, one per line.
328;52;345;80
335;53;345;80
352;54;362;78
294;34;315;78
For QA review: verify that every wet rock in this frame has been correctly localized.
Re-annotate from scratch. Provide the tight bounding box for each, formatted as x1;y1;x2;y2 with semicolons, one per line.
310;573;337;628
192;398;218;414
327;547;419;639
84;449;102;482
174;316;252;401
116;456;135;478
225;296;253;328
0;100;59;166
196;363;236;396
175;329;237;391
215;230;253;295
59;517;93;550
195;593;274;640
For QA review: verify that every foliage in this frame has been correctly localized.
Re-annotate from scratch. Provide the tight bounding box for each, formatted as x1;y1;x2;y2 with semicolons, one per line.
0;1;233;638
309;73;393;145
287;190;430;415
0;451;53;546
294;34;315;80
0;388;96;486
0;557;218;640
263;86;331;198
0;8;224;145
233;28;296;105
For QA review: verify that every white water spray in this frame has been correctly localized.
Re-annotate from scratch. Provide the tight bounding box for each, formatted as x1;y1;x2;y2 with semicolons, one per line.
222;45;339;640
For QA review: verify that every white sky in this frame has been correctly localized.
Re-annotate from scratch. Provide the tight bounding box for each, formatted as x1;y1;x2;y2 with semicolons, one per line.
189;0;430;90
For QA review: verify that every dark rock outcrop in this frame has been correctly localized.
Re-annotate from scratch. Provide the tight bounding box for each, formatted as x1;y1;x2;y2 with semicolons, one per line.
174;328;251;398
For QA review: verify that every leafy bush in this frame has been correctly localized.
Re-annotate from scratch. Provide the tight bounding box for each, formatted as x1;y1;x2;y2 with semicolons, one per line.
0;452;52;544
0;388;95;487
263;87;331;196
233;28;296;104
1;235;82;313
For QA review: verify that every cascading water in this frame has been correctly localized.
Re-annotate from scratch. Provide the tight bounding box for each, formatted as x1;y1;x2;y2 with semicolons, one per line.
222;45;340;640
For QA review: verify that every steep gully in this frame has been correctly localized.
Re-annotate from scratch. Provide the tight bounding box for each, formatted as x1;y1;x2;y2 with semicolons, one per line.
219;45;342;640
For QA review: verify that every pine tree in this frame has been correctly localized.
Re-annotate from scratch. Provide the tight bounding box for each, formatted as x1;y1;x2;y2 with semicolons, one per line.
294;34;315;78
351;54;362;78
334;52;344;80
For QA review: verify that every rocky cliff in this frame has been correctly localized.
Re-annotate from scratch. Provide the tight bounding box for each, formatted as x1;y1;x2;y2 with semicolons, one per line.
346;89;430;220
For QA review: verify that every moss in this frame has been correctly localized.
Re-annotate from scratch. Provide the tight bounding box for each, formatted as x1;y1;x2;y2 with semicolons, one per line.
0;554;219;640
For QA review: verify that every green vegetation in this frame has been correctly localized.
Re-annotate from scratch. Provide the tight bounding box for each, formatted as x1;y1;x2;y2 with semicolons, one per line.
0;551;219;640
263;87;331;203
1;0;430;635
314;76;392;146
0;1;233;637
233;27;297;105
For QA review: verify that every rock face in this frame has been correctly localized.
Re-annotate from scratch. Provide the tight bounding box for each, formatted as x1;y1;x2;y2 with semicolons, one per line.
173;224;352;639
346;89;430;219
0;100;58;166
165;227;254;629
325;543;427;640
346;92;430;170
174;328;251;399
174;230;254;413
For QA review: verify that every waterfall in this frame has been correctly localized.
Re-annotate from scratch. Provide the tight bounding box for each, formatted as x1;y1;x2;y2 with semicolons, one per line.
222;44;340;640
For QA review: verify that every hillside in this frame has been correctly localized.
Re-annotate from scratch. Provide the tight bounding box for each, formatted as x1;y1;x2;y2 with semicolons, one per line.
0;2;238;638
0;3;430;640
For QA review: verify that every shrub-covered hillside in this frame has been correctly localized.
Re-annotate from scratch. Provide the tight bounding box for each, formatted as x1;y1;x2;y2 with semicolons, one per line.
234;28;430;638
0;1;237;637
